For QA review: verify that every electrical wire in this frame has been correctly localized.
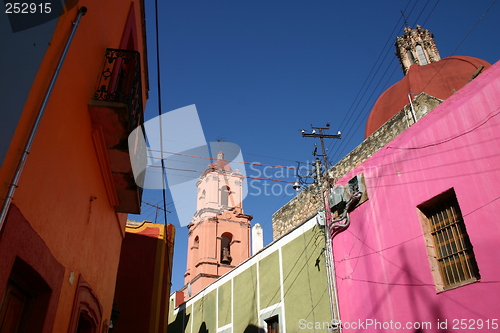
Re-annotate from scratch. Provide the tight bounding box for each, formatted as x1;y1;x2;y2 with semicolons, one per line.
411;0;432;28
147;148;298;170
327;0;496;170
387;105;500;150
153;0;168;227
334;104;500;284
324;0;418;164
419;0;497;95
260;225;324;311
339;277;435;287
329;0;414;138
325;0;453;166
146;164;296;183
421;0;440;27
142;200;171;213
329;64;399;164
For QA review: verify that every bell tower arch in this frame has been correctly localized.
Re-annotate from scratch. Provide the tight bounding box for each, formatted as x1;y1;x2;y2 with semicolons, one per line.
183;152;252;298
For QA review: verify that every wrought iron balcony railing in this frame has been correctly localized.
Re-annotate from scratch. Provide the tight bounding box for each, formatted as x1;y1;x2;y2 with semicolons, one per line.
93;48;144;131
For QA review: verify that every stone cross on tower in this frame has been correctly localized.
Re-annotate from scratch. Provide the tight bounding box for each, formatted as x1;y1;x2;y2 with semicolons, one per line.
183;151;252;299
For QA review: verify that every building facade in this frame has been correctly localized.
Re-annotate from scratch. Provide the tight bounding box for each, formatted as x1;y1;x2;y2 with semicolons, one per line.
272;26;500;332
329;58;500;333
169;216;332;333
183;152;252;299
0;1;148;331
167;24;498;333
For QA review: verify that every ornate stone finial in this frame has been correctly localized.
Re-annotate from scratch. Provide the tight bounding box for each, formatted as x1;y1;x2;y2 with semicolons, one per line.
395;25;441;75
217;151;224;160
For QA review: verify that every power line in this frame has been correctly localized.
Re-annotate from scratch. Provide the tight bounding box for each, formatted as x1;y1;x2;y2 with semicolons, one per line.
411;0;432;28
142;200;171;213
421;0;440;27
334;104;500;281
301;124;341;170
325;6;409;162
328;0;496;166
146;164;296;183
146;149;298;170
330;3;409;136
329;61;400;163
154;0;168;227
325;0;446;164
386;106;500;150
336;193;500;280
419;0;497;95
329;63;399;164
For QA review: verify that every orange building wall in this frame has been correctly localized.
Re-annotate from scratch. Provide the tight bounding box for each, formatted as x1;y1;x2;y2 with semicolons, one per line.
0;1;148;331
185;208;251;298
183;158;252;300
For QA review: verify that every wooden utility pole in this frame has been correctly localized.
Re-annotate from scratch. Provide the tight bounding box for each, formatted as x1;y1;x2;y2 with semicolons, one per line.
301;123;341;172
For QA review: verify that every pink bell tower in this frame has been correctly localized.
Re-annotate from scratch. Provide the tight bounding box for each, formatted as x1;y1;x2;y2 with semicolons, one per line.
183;152;252;298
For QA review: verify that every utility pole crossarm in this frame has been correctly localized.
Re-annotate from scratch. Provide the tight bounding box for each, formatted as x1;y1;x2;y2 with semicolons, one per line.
301;133;341;139
300;124;342;172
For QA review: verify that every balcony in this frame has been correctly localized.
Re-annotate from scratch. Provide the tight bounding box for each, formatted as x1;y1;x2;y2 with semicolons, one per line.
88;49;144;214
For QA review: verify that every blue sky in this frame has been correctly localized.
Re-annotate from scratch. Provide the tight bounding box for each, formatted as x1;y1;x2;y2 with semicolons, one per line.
129;0;500;292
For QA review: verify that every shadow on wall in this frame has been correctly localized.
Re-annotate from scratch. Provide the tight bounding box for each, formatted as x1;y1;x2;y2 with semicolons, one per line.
195;322;265;332
198;322;208;333
244;324;265;333
168;308;190;332
354;242;449;333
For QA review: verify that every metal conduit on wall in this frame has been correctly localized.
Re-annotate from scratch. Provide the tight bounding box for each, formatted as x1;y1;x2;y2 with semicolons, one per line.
0;7;88;231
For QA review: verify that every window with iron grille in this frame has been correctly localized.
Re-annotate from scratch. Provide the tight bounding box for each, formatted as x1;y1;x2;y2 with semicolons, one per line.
418;189;480;291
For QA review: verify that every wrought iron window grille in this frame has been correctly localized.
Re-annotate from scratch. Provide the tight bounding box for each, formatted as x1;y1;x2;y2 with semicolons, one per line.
93;48;144;131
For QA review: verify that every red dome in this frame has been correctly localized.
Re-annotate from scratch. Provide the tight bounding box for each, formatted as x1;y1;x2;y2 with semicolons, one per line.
209;159;232;172
209;151;232;172
365;56;491;138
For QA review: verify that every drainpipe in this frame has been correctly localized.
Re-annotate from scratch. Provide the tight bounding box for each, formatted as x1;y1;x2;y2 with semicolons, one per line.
0;7;88;232
324;221;342;332
324;192;362;333
407;92;418;124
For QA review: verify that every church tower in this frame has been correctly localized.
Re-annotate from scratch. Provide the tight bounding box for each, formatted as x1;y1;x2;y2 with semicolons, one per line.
183;152;252;298
395;25;441;74
365;24;490;138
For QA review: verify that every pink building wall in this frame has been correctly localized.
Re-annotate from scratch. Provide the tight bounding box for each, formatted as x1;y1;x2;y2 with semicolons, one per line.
332;60;500;332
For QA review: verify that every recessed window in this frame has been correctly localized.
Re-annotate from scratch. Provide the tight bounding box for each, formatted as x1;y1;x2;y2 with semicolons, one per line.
416;45;428;65
76;311;95;333
407;50;415;65
265;315;280;333
0;257;51;332
192;236;199;265
220;233;232;265
221;186;230;206
418;189;480;291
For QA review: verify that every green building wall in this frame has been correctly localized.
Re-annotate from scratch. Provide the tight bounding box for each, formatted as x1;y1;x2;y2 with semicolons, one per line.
282;227;331;331
218;281;232;328
168;215;332;332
